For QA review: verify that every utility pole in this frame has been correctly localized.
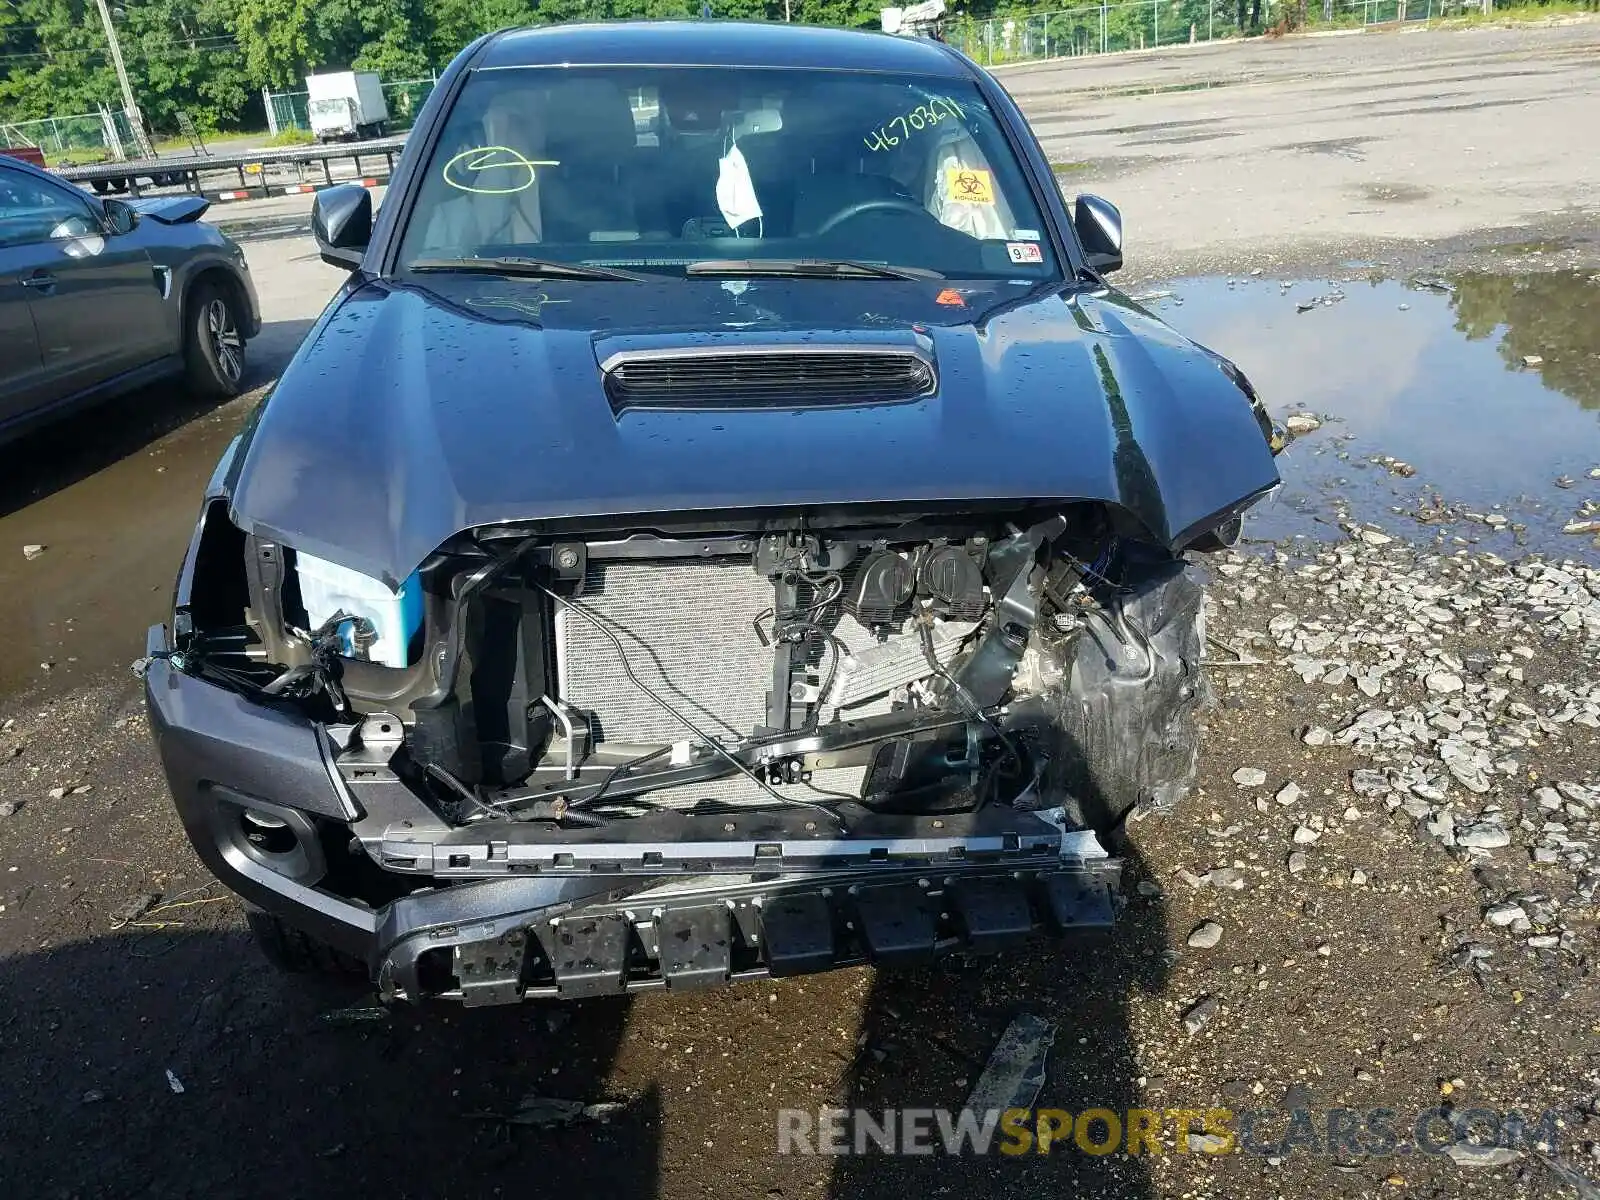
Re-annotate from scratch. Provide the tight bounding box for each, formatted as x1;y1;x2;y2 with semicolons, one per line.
92;0;154;158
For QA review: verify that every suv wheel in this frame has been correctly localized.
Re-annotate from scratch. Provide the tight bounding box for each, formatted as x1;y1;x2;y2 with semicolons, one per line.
184;282;247;398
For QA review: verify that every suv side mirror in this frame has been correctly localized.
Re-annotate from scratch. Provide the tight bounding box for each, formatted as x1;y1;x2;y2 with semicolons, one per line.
103;197;139;236
312;184;372;270
1073;193;1123;275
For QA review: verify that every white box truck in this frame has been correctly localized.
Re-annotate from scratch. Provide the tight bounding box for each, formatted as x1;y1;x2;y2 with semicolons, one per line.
881;0;946;38
306;71;390;142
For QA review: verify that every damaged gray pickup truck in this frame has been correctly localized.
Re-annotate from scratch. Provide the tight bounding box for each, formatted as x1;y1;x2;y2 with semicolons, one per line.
142;21;1284;1005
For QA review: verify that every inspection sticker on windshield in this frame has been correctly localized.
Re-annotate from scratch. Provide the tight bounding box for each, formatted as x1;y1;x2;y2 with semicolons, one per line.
946;168;995;205
1006;242;1043;264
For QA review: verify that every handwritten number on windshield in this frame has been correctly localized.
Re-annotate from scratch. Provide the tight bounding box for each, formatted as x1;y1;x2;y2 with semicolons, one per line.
863;97;966;153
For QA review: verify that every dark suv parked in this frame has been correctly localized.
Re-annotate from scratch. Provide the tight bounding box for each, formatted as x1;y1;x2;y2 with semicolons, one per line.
1;154;258;443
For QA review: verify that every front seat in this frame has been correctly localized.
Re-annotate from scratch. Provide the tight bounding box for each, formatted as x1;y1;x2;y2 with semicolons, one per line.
730;127;796;237
409;89;548;254
538;79;643;244
780;107;923;238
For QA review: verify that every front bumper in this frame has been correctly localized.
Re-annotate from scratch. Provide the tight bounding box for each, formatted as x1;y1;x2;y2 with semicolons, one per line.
144;624;1121;1005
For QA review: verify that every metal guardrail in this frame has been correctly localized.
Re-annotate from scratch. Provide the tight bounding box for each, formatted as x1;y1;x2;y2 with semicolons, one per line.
54;133;410;197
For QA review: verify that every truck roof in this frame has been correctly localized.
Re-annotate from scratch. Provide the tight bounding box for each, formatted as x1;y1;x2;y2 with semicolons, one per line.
479;20;972;78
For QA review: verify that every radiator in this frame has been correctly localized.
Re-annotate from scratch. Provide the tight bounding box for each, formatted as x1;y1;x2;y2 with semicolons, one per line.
554;557;773;745
553;557;875;810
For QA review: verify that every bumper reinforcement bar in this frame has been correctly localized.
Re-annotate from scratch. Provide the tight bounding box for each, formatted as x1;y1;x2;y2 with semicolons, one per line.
376;861;1119;1006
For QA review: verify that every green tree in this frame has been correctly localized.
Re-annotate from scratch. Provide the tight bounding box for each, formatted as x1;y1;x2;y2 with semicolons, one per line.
232;0;319;87
424;0;540;64
124;0;254;129
794;0;882;28
0;0;119;120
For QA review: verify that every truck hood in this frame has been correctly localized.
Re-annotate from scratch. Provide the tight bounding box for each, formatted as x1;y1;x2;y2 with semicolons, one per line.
227;276;1280;587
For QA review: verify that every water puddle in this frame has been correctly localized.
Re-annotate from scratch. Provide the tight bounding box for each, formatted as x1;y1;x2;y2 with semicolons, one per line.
0;392;252;699
1145;269;1600;556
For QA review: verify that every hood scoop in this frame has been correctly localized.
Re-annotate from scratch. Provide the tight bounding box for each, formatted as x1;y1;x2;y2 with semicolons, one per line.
600;344;936;414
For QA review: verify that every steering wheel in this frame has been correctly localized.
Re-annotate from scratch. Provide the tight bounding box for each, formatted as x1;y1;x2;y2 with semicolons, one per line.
813;198;930;237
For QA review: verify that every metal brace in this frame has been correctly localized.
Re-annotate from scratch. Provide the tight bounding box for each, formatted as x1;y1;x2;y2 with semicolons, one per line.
540;696;591;780
453;928;528;1007
337;712;405;783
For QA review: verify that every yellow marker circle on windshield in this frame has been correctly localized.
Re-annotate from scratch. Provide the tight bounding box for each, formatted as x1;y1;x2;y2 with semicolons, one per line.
442;146;559;195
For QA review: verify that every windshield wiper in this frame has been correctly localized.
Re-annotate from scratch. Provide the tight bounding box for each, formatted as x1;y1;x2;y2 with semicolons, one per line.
685;258;943;281
409;256;646;282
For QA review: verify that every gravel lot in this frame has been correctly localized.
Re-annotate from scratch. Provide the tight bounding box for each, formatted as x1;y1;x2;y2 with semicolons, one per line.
2;20;1599;1200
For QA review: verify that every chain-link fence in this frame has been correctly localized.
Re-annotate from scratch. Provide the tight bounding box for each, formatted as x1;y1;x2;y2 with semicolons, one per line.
0;107;143;163
0;112;125;163
264;89;311;137
383;78;437;129
264;76;438;137
951;0;1488;63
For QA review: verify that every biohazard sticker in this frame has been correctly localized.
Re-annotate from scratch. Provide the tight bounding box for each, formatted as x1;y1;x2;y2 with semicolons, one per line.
1006;242;1044;264
946;167;995;205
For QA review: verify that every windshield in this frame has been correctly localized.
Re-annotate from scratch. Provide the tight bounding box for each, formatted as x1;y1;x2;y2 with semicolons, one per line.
397;65;1059;280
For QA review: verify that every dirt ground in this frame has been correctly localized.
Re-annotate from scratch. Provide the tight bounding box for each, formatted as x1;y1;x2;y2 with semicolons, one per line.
2;20;1599;1200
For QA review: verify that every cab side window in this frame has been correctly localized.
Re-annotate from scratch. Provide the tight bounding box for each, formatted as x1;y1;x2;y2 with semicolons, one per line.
0;167;102;250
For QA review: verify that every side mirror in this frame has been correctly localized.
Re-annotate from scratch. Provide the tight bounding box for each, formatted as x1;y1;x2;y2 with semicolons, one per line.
1073;193;1123;275
103;197;139;236
312;184;372;270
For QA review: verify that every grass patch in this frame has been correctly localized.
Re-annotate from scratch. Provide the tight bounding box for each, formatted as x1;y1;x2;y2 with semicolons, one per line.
1435;0;1593;24
1051;160;1094;175
45;147;109;166
1300;14;1366;30
265;127;316;147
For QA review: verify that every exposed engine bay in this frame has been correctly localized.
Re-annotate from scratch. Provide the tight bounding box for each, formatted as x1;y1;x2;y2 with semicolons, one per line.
173;502;1208;849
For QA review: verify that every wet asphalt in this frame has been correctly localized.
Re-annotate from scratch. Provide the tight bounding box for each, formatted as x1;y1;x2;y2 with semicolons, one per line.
2;20;1599;1200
